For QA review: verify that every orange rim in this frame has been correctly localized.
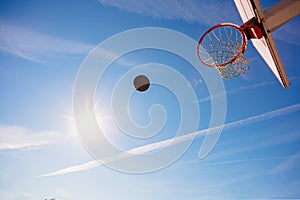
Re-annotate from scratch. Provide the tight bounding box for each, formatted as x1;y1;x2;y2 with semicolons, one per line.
197;23;248;67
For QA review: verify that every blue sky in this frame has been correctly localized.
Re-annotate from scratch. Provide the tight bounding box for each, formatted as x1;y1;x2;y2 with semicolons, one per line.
1;0;300;199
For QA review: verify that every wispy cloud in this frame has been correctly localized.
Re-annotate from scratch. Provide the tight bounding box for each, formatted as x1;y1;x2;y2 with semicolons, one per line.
98;0;300;46
197;80;276;103
0;21;138;67
197;76;300;103
98;0;238;25
170;154;295;172
0;21;94;63
0;125;61;150
273;19;300;46
201;155;293;166
271;151;300;173
205;127;300;163
39;103;300;177
39;160;99;177
55;188;73;200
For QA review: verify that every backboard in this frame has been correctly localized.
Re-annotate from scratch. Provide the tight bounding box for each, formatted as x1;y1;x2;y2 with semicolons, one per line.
234;0;294;88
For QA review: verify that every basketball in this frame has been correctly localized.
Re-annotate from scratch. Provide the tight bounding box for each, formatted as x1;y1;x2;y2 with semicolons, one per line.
133;75;150;92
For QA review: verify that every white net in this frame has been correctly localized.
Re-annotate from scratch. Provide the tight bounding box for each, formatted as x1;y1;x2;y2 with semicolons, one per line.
216;54;249;79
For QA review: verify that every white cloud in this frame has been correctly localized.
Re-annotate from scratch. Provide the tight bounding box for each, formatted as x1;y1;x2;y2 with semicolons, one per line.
98;0;238;25
39;103;300;177
0;22;94;63
0;125;61;150
55;188;73;200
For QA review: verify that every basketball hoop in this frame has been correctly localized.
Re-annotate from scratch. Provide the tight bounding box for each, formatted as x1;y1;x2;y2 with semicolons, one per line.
197;23;249;79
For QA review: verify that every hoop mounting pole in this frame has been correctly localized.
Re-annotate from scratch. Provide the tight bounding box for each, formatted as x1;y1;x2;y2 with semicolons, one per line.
264;0;300;32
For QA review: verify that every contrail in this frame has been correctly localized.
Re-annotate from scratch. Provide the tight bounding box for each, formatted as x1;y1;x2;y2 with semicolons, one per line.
39;103;300;177
197;81;275;103
200;155;293;166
